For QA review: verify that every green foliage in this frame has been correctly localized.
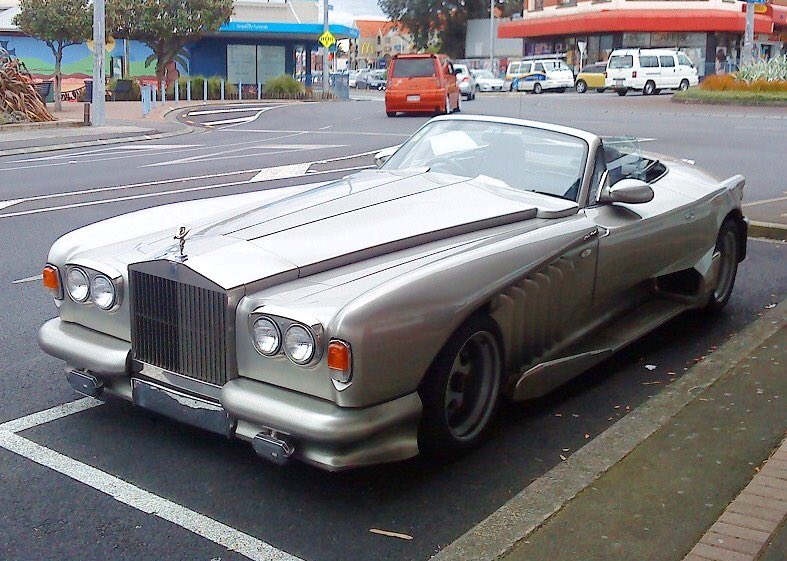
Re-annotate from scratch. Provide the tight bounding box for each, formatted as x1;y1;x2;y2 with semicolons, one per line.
263;75;304;96
378;0;488;57
107;78;141;100
109;0;233;81
13;0;91;48
737;55;787;83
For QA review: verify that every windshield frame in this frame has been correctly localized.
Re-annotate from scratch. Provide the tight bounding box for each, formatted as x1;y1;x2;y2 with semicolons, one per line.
381;117;592;205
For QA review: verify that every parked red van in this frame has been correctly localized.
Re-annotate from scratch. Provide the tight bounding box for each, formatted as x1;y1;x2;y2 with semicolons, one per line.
385;54;461;117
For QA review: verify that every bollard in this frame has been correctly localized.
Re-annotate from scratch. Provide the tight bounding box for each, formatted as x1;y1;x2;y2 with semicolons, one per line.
151;85;157;108
257;82;261;100
203;79;208;101
221;79;225;101
175;80;179;102
141;86;149;116
83;102;91;125
238;82;242;101
161;82;166;103
186;80;191;102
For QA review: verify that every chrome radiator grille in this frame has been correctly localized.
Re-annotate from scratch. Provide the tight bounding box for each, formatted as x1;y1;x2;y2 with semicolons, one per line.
129;268;229;386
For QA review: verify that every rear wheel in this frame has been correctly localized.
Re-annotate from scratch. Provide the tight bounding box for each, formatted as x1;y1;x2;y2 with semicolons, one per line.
575;80;587;93
533;82;543;94
706;219;740;312
418;315;503;456
455;94;462;112
679;79;690;91
386;111;396;117
616;88;628;96
643;81;656;96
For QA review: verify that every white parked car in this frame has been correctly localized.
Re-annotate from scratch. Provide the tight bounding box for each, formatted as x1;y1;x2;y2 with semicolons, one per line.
471;69;505;92
507;59;575;94
453;64;477;100
605;49;699;96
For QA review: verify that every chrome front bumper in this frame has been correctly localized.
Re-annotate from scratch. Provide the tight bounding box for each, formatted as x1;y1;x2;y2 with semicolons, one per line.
38;318;422;470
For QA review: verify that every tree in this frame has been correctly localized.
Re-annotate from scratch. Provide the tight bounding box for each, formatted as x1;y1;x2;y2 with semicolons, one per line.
378;0;488;58
110;0;233;87
14;0;91;111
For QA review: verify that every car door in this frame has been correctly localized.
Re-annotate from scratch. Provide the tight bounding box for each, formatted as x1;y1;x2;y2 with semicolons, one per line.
659;55;678;88
584;143;699;307
677;53;697;85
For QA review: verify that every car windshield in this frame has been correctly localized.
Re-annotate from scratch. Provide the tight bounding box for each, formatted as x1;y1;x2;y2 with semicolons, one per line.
609;55;633;69
383;120;588;202
474;70;495;79
392;58;436;78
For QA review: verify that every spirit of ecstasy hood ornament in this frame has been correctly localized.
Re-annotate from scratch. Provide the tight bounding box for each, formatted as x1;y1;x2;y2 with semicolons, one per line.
173;226;190;261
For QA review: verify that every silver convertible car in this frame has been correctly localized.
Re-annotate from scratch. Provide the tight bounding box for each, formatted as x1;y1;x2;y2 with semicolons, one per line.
39;116;747;470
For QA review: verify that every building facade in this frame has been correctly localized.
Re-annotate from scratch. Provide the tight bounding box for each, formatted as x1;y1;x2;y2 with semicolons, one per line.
499;0;787;76
0;0;357;86
350;19;415;69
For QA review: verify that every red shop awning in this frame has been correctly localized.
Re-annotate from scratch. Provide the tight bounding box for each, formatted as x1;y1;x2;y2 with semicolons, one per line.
498;9;775;39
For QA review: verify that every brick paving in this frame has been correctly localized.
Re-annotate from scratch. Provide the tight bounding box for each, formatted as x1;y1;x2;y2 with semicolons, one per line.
683;436;787;561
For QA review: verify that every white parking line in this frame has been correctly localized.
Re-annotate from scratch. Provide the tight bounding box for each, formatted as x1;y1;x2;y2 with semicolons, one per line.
188;107;274;116
0;398;301;561
203;111;265;127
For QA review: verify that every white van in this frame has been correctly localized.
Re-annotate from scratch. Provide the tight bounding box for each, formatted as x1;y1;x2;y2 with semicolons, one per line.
605;49;699;96
505;58;575;94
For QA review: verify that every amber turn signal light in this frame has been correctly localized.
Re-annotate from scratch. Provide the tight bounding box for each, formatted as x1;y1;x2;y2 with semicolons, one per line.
327;340;352;383
42;265;63;298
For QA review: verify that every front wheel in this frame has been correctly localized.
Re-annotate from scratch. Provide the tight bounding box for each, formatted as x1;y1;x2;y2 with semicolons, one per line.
679;79;690;91
575;80;587;93
643;81;656;96
533;82;543;94
455;94;462;112
705;219;740;312
386;111;396;117
418;315;503;456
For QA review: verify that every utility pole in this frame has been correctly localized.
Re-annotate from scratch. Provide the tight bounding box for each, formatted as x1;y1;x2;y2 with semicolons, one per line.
489;0;494;72
92;0;106;126
322;0;330;94
742;1;755;67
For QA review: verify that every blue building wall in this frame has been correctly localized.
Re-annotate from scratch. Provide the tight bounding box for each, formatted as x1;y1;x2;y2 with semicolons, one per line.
189;36;316;78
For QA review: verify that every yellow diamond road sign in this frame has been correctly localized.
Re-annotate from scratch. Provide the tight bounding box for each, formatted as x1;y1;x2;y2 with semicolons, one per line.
319;31;336;49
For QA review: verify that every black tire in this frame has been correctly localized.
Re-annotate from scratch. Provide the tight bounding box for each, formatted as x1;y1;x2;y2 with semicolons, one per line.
575;80;587;93
557;87;566;93
679;79;690;91
596;88;606;93
616;88;628;96
386;111;396;117
643;81;656;96
533;82;543;94
705;219;740;312
418;315;503;456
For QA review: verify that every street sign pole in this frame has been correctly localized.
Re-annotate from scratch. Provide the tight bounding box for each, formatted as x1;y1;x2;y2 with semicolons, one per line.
742;0;755;67
489;0;494;72
92;0;106;126
322;0;330;95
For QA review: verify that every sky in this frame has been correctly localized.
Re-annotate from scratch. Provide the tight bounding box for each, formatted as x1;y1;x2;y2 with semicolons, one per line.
326;0;386;26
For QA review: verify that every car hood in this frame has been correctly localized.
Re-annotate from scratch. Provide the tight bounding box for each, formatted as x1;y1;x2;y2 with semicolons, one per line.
78;169;578;290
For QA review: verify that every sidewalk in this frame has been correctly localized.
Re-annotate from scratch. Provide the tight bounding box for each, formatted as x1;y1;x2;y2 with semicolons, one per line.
501;304;786;561
0;100;191;156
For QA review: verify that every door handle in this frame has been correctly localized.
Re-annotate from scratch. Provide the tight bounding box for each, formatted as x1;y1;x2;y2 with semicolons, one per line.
685;211;695;221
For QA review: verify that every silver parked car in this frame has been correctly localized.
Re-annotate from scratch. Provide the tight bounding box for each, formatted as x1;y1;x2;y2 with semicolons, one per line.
472;69;505;92
39;116;747;470
453;63;477;100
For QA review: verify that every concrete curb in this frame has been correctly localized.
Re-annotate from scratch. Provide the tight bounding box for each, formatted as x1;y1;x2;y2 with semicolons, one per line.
672;96;787;108
0;119;86;132
749;220;787;242
0;124;193;158
432;300;787;561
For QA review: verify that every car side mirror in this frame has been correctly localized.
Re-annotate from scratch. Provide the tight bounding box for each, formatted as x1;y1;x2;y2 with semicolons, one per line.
374;145;400;167
598;177;654;205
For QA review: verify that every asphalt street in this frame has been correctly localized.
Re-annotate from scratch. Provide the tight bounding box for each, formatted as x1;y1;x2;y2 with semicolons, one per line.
0;93;785;561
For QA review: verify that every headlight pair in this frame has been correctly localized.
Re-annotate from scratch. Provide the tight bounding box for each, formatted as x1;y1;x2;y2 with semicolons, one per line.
252;317;316;365
66;266;118;310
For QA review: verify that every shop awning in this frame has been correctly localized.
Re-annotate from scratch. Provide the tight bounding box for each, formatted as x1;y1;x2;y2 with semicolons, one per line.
217;22;359;41
498;9;775;39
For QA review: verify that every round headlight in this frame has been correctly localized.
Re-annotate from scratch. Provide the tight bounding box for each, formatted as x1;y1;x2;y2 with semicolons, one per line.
284;325;315;365
66;268;90;302
252;317;280;356
91;275;116;310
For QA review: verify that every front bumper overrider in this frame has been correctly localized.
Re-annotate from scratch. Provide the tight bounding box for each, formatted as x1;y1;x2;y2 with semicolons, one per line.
38;317;422;470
